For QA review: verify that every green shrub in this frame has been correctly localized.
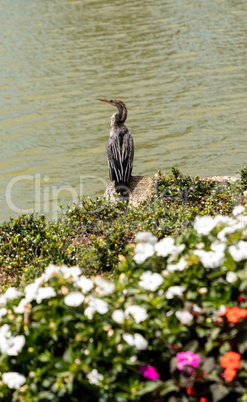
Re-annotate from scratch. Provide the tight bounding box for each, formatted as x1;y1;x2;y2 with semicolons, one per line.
0;168;245;289
240;166;247;191
1;205;247;401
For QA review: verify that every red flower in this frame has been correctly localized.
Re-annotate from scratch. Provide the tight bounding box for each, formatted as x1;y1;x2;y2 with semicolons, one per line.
224;368;237;382
225;306;247;323
220;351;241;369
186;387;197;396
221;351;241;382
200;398;208;402
237;296;246;302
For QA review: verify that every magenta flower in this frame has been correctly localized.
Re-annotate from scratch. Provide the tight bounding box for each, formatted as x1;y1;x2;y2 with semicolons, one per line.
138;365;160;381
176;351;201;373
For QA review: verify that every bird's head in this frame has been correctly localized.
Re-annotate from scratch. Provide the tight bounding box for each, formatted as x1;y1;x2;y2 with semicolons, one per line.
97;99;127;124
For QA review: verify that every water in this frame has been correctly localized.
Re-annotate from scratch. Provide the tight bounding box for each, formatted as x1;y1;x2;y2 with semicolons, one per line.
0;0;247;222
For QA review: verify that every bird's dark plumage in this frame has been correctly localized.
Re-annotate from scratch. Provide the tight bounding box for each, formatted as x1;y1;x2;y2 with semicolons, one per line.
98;99;134;195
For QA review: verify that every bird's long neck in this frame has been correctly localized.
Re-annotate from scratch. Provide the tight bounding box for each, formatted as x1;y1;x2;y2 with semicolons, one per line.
114;103;127;125
111;113;122;128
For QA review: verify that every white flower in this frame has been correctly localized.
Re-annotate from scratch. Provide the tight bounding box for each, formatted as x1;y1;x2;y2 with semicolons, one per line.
138;271;163;291
154;237;175;257
229;241;247;262
36;287;56;304
167;257;187;272
237;215;247;227
122;333;133;344
112;309;125;324
64;292;85;307
0;288;22;307
215;305;226;316
0;295;7;307
122;333;148;350
88;296;109;315
132;333;148;350
134;243;154;264
194;215;217;235
217;224;241;242
125;305;148;323
43;264;61;280
194;249;225;268
4;288;22;300
0;325;25;356
0;308;7;319
135;232;157;245
210;241;226;253
166;286;186;300
94;277;115;296
175;310;193;325
0;323;11;339
167;244;185;262
199;287;208;295
14;298;29;314
193;304;202;313
214;215;235;225
77;276;94;293
5;335;26;356
86;369;103;385
226;271;238;283
62;265;81;280
232;205;245;216
2;372;26;389
84;306;95;320
24;282;40;303
43;264;82;282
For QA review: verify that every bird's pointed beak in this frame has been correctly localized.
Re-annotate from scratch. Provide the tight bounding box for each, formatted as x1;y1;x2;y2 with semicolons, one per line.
97;99;110;103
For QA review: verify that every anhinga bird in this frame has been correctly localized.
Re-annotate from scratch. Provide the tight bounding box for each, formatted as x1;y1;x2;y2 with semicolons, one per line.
98;99;134;196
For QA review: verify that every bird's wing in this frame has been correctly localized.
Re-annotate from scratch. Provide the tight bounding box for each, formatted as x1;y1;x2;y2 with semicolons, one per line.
107;137;122;183
107;131;134;184
123;133;134;183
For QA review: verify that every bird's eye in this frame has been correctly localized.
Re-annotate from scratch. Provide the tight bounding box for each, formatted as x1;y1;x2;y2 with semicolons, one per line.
109;99;113;103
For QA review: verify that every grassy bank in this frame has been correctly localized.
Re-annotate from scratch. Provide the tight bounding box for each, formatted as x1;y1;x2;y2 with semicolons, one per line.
0;167;246;291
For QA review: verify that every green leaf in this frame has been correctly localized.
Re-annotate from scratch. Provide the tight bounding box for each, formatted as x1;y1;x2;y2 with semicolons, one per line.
219;341;231;355
201;357;216;372
184;339;199;353
210;326;221;341
170;356;178;373
205;339;216;354
238;332;247;354
240;280;247;292
63;345;74;364
136;380;162;396
38;351;51;362
210;384;229;402
160;380;179;396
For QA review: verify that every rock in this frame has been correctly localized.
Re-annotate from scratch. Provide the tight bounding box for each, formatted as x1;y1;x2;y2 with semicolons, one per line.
103;176;154;206
201;176;239;184
103;174;240;206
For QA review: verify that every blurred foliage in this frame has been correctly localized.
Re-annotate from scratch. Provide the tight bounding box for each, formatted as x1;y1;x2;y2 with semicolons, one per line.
1;211;247;400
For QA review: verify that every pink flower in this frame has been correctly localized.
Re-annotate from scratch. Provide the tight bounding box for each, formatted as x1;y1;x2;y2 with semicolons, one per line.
176;351;201;373
138;365;160;381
